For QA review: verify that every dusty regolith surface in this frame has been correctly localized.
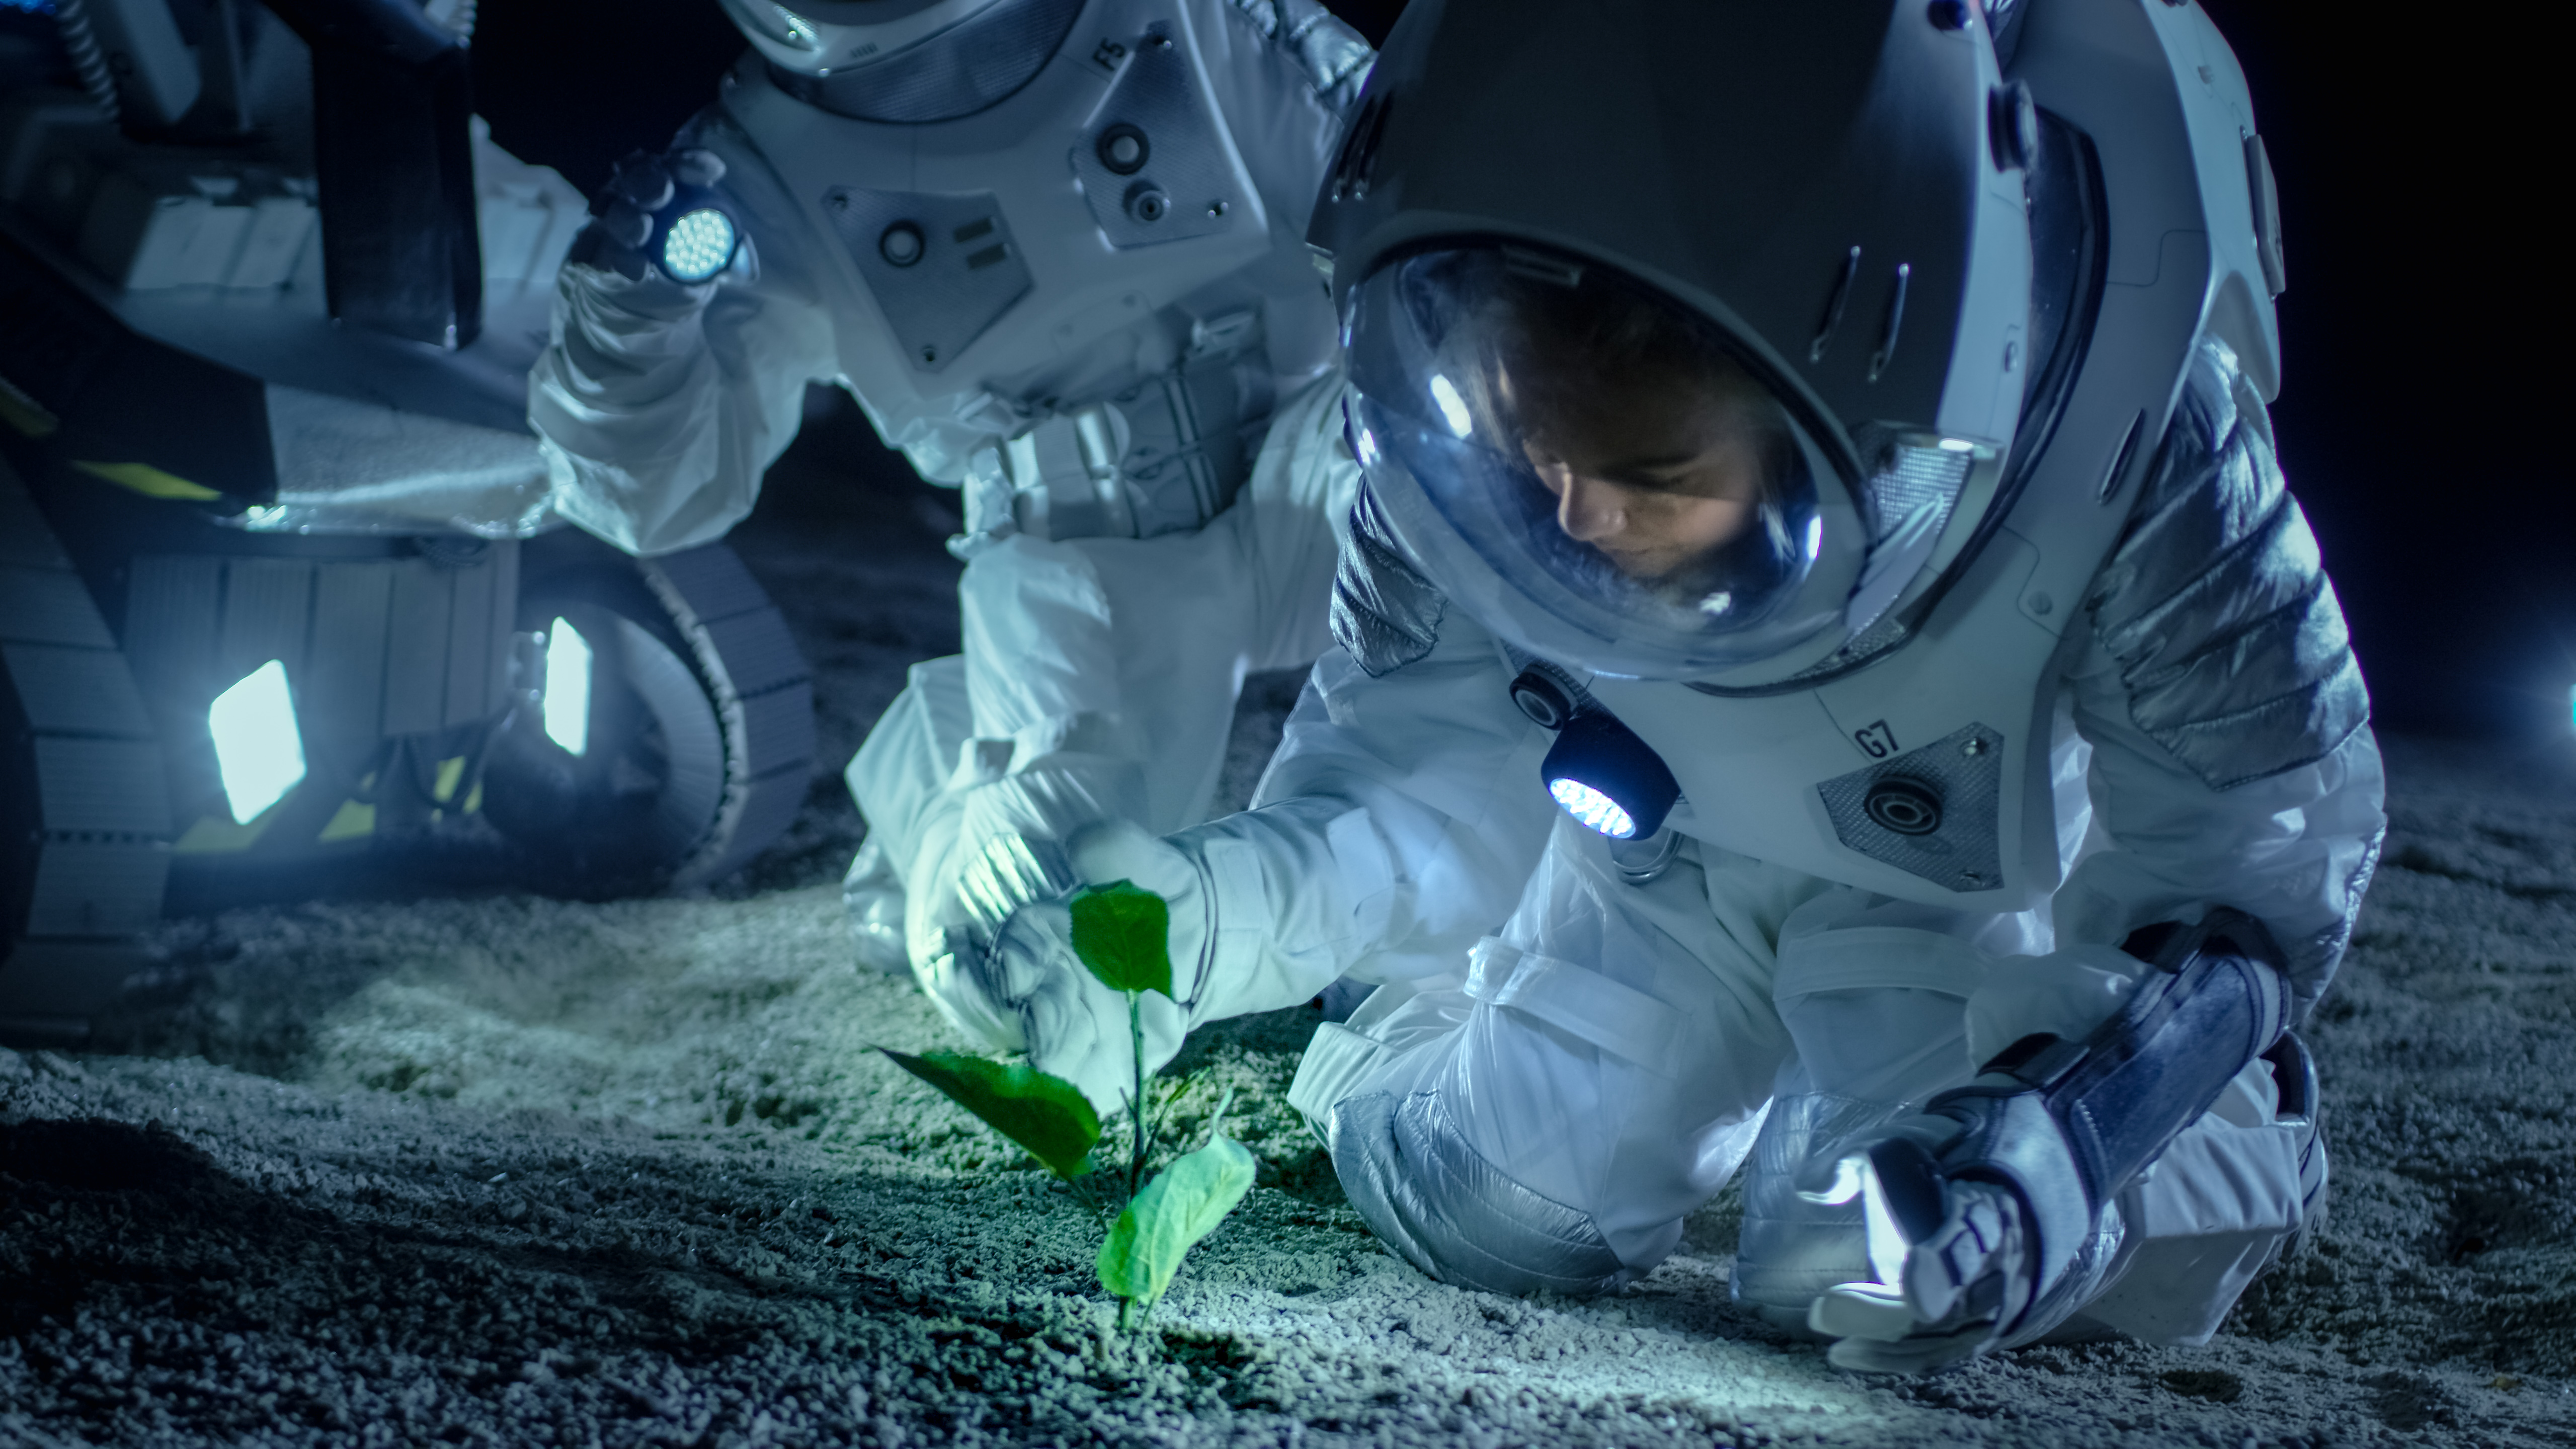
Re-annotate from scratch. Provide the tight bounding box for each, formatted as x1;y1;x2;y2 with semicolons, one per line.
5;404;2571;1447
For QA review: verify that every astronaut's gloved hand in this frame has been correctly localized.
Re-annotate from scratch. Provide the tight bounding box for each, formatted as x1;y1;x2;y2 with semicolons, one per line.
565;147;752;288
1798;1118;2039;1374
920;802;1370;1111
971;819;1214;1115
902;757;1140;1046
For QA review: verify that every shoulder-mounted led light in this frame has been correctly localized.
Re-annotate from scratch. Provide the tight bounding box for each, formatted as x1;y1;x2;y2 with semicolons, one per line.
1512;668;1682;840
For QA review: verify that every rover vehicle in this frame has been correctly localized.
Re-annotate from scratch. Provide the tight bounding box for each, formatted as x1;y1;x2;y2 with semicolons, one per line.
1;0;815;1042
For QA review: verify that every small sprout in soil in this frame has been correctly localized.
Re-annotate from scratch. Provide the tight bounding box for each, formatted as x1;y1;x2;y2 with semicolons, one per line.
1099;1087;1253;1329
877;879;1257;1334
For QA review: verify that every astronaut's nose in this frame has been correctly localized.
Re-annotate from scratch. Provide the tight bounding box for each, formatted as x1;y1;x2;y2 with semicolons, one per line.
1554;473;1627;545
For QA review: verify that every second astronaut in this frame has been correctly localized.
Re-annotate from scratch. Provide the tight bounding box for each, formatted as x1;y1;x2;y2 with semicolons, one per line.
527;0;1374;1017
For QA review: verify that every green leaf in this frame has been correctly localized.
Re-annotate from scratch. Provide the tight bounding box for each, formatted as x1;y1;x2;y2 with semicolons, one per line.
1095;1135;1255;1308
1069;881;1172;998
878;1049;1100;1179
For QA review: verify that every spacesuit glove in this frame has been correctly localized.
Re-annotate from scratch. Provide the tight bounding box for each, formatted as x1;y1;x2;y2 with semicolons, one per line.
1800;1119;2036;1374
564;147;753;288
976;820;1210;1115
903;757;1147;1040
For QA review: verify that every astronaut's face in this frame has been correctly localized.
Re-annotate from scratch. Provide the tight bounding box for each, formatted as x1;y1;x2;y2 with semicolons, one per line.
1518;382;1769;583
1475;278;1792;589
1346;245;1846;678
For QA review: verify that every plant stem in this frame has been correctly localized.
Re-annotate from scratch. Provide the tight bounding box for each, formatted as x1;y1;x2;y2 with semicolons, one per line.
1204;1084;1235;1149
1128;990;1147;1206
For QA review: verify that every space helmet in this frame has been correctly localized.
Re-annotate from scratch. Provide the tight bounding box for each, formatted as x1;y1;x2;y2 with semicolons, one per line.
1313;0;2038;685
718;0;1084;121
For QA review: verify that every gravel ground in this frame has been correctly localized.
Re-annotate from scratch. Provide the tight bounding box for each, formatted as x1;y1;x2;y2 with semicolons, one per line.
5;399;2574;1447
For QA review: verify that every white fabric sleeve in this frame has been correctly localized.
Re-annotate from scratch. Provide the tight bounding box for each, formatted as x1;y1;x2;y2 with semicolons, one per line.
1216;617;1563;994
931;363;1358;850
1007;619;1557;1070
527;111;840;557
1194;0;1371;238
2053;643;2384;1018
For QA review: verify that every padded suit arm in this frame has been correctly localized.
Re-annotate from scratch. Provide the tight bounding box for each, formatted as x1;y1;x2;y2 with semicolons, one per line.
528;109;839;557
969;492;1554;1110
2054;340;2385;1020
1238;607;1560;990
1131;622;1557;1018
1198;0;1374;233
987;481;1554;1054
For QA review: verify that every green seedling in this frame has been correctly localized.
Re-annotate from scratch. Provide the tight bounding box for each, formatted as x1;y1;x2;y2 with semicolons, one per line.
878;879;1254;1332
1067;879;1175;1205
873;1048;1100;1180
1098;1087;1253;1329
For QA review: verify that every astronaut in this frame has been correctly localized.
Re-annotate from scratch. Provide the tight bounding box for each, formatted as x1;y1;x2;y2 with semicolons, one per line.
525;0;1372;992
955;0;2386;1371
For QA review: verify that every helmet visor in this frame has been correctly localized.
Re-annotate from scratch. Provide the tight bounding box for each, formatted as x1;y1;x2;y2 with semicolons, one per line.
1346;246;1867;679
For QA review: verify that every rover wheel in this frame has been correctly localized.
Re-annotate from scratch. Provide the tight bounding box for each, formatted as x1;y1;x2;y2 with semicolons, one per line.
481;536;813;893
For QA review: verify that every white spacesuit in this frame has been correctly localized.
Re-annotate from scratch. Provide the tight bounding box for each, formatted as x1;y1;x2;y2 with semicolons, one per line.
525;0;1371;986
963;0;2386;1372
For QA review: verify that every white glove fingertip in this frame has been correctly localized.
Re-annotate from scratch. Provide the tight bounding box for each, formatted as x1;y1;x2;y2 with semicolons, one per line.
1807;1283;1917;1343
1795;1152;1867;1204
669;147;727;186
1825;1338;1913;1374
1026;994;1128;1117
990;904;1070;1001
1902;1246;1968;1325
604;203;653;249
1827;1333;1981;1376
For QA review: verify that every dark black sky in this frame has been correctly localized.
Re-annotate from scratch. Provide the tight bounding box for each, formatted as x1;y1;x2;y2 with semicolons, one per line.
2193;0;2569;742
468;0;2570;741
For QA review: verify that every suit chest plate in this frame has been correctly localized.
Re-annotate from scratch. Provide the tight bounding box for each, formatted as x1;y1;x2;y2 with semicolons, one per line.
1591;529;2077;911
1589;259;2212;910
727;0;1281;425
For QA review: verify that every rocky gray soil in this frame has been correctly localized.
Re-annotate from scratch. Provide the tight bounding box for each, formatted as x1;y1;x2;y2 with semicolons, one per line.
6;400;2573;1447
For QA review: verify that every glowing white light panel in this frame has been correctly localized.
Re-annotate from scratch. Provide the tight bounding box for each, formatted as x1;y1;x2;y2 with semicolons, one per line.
209;660;305;824
1550;776;1635;838
661;208;737;283
544;617;594;757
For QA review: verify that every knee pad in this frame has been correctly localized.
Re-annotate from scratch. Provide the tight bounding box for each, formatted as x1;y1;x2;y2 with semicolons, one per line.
1328;1090;1632;1297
